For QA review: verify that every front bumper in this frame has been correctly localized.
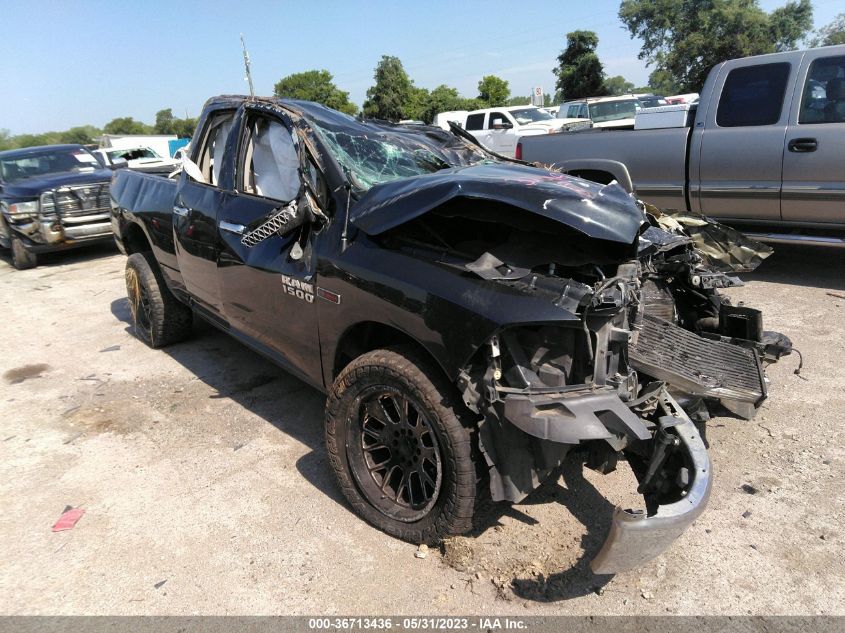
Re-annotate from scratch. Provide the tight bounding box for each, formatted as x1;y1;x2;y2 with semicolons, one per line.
8;214;112;253
500;385;712;575
591;413;711;574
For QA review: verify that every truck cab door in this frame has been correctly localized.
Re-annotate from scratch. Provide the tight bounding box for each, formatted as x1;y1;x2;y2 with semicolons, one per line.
695;60;796;221
781;50;845;226
173;109;236;315
464;112;489;150
215;109;324;383
486;111;516;156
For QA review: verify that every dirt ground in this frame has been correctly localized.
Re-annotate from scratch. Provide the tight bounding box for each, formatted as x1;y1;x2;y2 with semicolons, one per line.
0;242;843;616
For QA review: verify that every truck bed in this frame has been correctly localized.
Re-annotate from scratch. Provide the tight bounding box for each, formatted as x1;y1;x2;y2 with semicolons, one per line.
110;168;179;216
520;126;692;211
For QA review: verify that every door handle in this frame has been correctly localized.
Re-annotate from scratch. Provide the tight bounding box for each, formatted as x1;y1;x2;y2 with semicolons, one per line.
787;138;818;153
173;205;189;217
219;220;245;235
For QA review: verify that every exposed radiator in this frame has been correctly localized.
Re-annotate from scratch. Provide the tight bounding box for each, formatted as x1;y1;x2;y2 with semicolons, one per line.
630;314;765;416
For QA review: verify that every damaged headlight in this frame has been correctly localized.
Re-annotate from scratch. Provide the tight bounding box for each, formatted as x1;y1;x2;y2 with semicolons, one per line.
7;200;39;218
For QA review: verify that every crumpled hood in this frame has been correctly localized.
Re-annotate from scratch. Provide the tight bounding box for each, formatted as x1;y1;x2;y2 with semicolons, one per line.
2;169;113;198
350;162;647;244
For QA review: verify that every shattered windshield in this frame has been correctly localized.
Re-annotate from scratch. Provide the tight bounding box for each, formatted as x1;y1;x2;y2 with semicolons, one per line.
108;147;160;161
509;108;554;125
306;127;452;190
295;101;491;194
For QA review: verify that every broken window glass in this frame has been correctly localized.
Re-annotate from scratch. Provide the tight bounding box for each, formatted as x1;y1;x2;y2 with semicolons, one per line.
308;115;487;192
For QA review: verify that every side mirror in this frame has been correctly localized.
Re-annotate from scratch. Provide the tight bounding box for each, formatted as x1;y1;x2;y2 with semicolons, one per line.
109;157;129;170
491;118;511;130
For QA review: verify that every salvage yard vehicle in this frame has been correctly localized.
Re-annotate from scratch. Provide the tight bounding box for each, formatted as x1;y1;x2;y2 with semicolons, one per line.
521;45;845;247
93;146;179;176
557;96;641;129
110;95;790;573
456;105;590;157
0;144;116;269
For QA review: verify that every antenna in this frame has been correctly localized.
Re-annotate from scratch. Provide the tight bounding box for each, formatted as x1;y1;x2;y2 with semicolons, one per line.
240;33;255;98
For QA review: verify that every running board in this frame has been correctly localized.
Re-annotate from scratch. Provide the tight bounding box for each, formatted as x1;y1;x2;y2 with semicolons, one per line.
743;232;845;248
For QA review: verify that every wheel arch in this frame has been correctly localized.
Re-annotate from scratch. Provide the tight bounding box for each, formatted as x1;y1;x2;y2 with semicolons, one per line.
330;320;453;387
554;159;634;193
122;221;154;255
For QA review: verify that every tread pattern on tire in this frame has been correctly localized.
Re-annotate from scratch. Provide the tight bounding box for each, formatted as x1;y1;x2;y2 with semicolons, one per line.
325;345;485;545
125;251;192;348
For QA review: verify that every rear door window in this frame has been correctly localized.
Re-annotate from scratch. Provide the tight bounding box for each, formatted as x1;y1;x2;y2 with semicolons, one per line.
191;110;236;185
716;63;791;127
465;113;485;131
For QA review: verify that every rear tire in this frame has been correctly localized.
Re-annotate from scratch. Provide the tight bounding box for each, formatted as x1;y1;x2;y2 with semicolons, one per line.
325;346;479;545
125;251;192;348
11;236;37;270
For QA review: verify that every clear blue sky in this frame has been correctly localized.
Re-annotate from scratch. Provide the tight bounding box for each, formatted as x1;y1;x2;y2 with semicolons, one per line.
1;0;841;134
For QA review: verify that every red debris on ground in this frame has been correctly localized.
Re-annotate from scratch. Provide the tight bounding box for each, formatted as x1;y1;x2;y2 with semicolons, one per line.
52;508;85;532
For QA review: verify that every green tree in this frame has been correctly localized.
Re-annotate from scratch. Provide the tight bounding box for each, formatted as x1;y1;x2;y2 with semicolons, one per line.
363;56;412;121
423;85;465;123
154;109;176;135
273;69;357;115
619;0;813;92
0;129;15;151
59;125;101;145
477;75;510;106
403;86;431;121
811;12;845;47
172;117;198;138
604;75;635;96
103;117;151;135
554;31;608;101
647;68;679;95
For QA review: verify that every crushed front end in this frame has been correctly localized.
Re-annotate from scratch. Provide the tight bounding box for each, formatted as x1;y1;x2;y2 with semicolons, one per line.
453;202;789;574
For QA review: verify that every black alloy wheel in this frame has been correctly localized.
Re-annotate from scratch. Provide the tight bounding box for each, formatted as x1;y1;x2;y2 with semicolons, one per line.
347;387;442;522
325;347;481;544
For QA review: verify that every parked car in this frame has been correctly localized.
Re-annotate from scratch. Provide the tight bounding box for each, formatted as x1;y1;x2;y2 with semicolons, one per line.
110;95;791;573
557;96;641;129
637;94;669;108
93;146;179;176
453;105;589;157
0;144;116;269
522;45;845;246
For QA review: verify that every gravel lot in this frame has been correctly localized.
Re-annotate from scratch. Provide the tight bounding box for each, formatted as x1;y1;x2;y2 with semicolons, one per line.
0;242;843;615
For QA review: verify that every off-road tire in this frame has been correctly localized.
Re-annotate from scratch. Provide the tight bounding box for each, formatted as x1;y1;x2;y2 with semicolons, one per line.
125;251;192;348
326;346;479;544
10;235;37;270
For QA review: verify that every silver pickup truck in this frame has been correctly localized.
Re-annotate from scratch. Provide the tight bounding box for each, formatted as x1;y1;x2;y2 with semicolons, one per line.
518;46;845;247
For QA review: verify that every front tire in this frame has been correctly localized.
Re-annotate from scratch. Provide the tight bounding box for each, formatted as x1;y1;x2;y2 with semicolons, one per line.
125;251;192;348
11;235;37;270
325;347;478;544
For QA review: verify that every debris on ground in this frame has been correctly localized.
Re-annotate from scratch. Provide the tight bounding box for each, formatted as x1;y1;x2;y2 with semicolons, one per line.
52;507;85;532
414;544;428;559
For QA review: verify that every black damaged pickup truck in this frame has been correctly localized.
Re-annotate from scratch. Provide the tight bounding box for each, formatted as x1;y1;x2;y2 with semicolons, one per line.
110;95;791;573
